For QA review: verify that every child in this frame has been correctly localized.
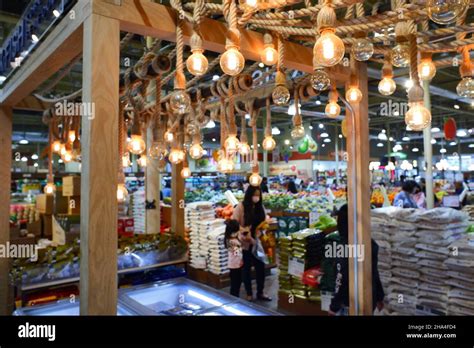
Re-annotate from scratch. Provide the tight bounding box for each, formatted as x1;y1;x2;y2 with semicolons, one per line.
224;219;243;297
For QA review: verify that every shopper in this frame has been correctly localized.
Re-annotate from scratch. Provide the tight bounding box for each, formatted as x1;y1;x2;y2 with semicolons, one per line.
412;183;427;209
287;179;298;194
232;185;272;302
261;177;269;193
329;204;385;315
224;219;243;297
162;180;172;199
393;180;418;208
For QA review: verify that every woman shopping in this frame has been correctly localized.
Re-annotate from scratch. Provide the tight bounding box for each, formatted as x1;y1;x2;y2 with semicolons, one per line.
232;185;272;302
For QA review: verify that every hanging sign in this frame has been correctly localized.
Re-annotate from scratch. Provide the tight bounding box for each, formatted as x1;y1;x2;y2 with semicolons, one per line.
288;257;305;277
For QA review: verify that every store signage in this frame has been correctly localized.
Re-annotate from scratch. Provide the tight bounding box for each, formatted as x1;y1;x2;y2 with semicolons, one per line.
288;257;305;277
269;163;298;176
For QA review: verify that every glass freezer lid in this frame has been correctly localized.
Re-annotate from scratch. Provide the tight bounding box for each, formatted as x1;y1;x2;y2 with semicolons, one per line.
200;302;273;316
14;300;136;316
119;278;239;315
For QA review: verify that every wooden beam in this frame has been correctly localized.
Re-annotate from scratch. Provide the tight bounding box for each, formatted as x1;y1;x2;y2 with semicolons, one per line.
14;96;51;112
171;161;185;237
80;13;120;315
92;0;348;81
0;0;91;106
0;107;13;315
346;60;372;315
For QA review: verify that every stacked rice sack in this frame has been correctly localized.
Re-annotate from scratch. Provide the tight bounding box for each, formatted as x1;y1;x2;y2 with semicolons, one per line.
371;208;419;315
131;187;146;233
206;225;228;275
445;235;474;315
185;202;216;269
413;208;468;314
278;235;293;294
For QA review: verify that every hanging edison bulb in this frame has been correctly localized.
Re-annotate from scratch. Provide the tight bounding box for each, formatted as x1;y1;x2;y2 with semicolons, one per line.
239;0;263;10
127;134;146;155
170;89;191;115
52;140;62;153
405;101;431;131
62;151;73;163
181;162;191;178
186;49;208;76
351;38;374;62
224;135;240;154
122;152;131;167
189;143;204;159
59;144;67;157
262;136;276;151
169;148;185;164
313;29;345;67
239;142;251;156
68;130;76;143
456;77;474;98
310;69;331;91
249;172;263;187
378;77;397;96
427;0;469;25
44;182;56;195
148;142;168;160
346;86;363;103
137;154;147;167
291;125;305;139
418;59;437;81
325;101;341;118
164;130;174;143
117;183;129;203
272;85;290;105
220;47;245;76
391;43;410;68
217;157;235;173
260;33;278;66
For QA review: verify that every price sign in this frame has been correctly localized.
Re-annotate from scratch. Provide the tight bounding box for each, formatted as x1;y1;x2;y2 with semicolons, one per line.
309;211;320;226
320;291;334;311
288;257;305;277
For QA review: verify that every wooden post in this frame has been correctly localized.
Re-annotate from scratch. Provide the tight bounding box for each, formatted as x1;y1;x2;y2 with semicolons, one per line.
0;107;13;315
423;81;434;208
171;161;185;237
346;60;373;315
80;13;120;315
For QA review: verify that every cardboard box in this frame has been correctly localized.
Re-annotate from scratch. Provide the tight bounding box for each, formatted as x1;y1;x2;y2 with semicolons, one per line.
62;176;81;197
67;196;81;215
54;188;69;214
41;214;53;239
36;194;54;214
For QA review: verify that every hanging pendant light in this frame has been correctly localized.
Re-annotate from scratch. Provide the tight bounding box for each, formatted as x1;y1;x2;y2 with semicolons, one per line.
262;97;276;151
456;48;474;98
325;87;341;118
272;36;290;105
418;52;437;81
379;54;397;96
260;33;278;66
220;0;245;76
427;0;469;25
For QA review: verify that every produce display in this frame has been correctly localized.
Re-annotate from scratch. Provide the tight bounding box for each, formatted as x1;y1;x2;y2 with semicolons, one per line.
215;204;233;220
309;215;337;230
371;188;398;207
263;191;346;213
10;204;40;225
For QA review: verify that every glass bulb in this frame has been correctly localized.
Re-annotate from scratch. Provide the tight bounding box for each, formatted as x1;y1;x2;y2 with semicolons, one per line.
378;77;397;96
405;102;431;131
249;172;262;187
189;143;204;159
44;182;56;195
170;89;191;115
351;38;374;61
148;142;168;160
456;77;474;98
220;47;245;76
59;144;67;156
272;85;290;105
164;131;174;143
240;0;261;10
52;140;62;153
186;49;209;76
262;136;276;151
137;154;147;167
68;130;76;143
122;153;131;167
117;183;128;203
181;166;191;178
346;87;363;103
291;125;305;139
310;69;331;91
260;45;278;66
313;29;345;67
427;0;469;24
239;142;251;156
169;148;185;164
217;158;234;173
62;151;73;163
391;44;410;68
186;123;198;136
325;101;341;118
419;60;437;81
224;135;240;154
127;134;146;155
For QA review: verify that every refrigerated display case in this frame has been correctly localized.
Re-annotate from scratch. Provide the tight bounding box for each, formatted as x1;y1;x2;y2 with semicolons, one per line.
119;278;279;316
13;299;138;316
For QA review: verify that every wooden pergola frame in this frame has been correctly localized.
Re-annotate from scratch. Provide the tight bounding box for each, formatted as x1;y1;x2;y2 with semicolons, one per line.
0;0;371;315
